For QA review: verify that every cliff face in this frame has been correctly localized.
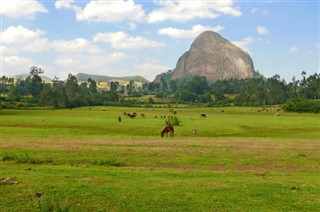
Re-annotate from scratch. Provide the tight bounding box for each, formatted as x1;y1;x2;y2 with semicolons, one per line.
154;31;255;82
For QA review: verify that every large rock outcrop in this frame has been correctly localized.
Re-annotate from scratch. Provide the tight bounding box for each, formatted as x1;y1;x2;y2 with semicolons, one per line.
155;31;255;82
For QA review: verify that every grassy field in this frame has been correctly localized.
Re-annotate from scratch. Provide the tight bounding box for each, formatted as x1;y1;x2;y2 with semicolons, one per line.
1;106;319;211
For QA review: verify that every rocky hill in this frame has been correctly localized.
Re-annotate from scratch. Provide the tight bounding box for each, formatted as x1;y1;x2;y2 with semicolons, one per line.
154;31;255;82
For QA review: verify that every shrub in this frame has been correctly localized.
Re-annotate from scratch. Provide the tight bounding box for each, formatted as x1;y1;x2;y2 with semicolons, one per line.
165;116;180;126
283;98;320;113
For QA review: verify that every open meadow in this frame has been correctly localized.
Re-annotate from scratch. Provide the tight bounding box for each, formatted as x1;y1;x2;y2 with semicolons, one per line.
1;106;320;211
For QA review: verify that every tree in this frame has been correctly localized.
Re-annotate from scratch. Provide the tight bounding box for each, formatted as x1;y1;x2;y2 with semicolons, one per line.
104;90;119;102
169;80;178;93
266;75;286;104
185;76;209;94
29;66;44;76
160;76;168;92
88;78;97;94
28;75;43;98
110;81;119;91
65;74;80;108
65;73;79;97
52;81;67;108
127;80;135;95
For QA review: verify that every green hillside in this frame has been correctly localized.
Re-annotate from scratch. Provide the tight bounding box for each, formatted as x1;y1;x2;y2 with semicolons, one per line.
76;73;149;83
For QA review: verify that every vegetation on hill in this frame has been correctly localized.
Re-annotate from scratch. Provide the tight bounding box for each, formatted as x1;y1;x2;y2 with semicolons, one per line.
1;67;319;111
76;73;149;83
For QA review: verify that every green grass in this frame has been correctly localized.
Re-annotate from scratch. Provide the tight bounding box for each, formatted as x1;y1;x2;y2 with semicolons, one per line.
1;106;319;211
1;106;319;139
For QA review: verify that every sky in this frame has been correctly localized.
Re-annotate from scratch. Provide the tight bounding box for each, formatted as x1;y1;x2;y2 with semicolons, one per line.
1;0;319;82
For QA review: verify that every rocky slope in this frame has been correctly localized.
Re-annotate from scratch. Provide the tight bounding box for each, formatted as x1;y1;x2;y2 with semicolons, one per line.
154;31;255;82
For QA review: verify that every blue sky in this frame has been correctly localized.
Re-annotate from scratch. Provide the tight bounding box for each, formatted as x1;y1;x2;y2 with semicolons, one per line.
1;0;319;81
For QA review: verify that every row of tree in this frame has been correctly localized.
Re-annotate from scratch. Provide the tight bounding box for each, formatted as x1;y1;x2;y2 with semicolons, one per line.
1;67;319;109
1;67;120;108
141;71;319;106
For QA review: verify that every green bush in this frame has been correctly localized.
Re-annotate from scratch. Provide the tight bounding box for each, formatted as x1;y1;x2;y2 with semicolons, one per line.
283;98;320;113
165;116;180;126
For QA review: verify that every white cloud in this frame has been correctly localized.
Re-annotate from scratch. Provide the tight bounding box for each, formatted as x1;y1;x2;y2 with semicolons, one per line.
250;8;269;17
158;24;224;39
1;25;50;52
1;25;103;53
54;52;131;79
1;25;46;44
2;56;34;73
257;26;269;35
232;37;254;53
146;0;241;23
51;38;102;53
55;52;129;68
1;45;18;56
55;0;145;23
0;0;47;19
289;46;298;53
127;23;137;30
93;31;165;49
133;63;170;81
55;0;75;10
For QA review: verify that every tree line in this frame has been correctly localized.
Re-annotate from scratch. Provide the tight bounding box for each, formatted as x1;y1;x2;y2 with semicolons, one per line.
142;71;319;106
1;67;319;111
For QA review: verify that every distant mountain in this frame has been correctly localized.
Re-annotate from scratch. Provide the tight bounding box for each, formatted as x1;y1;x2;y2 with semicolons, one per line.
14;73;52;81
75;73;149;83
154;30;255;82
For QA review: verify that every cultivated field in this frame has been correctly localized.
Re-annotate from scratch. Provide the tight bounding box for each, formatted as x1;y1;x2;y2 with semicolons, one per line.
1;106;319;211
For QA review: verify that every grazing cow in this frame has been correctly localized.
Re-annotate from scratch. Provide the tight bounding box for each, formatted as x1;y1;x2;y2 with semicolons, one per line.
128;113;136;118
141;113;145;118
275;113;280;117
133;112;137;117
161;126;174;137
201;114;206;118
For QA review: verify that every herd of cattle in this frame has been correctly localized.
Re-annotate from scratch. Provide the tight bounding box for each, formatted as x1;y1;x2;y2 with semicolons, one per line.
97;107;282;137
